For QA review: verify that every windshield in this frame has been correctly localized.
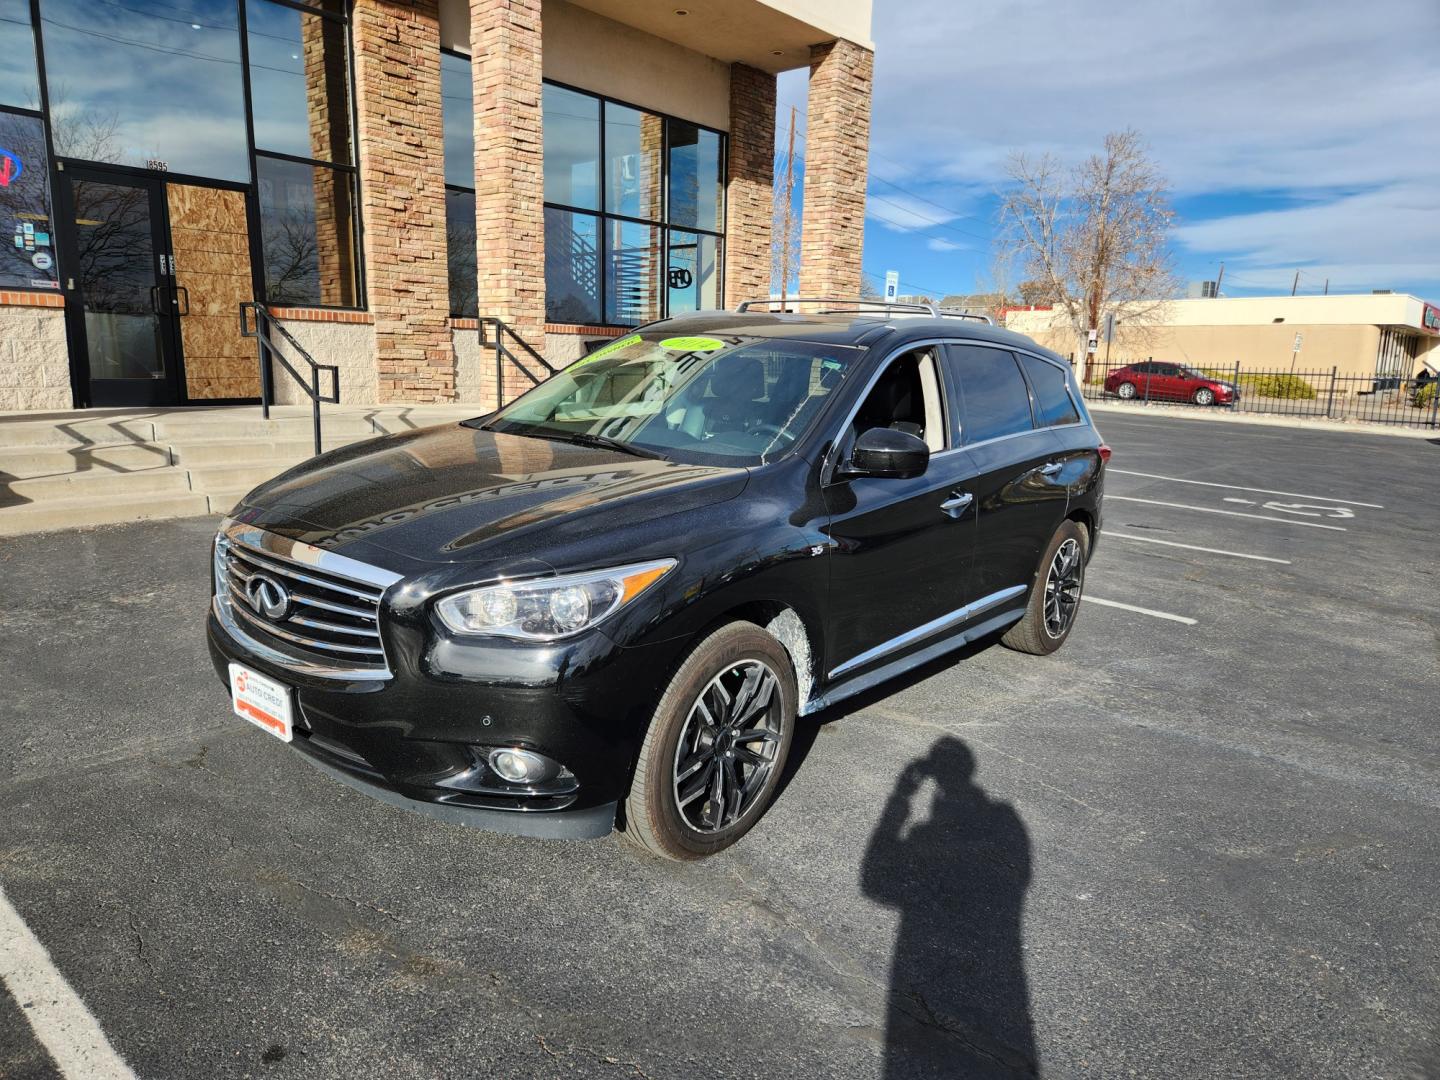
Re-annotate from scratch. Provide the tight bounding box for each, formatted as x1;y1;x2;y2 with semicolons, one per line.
480;333;861;466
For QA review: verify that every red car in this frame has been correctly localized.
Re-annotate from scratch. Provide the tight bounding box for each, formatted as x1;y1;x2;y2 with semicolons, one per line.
1103;361;1238;405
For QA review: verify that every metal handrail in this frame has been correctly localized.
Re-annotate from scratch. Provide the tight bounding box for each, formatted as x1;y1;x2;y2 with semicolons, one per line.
478;317;556;407
734;297;993;324
240;302;340;457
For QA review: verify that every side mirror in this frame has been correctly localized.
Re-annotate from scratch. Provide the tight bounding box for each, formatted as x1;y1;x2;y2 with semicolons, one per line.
841;426;930;479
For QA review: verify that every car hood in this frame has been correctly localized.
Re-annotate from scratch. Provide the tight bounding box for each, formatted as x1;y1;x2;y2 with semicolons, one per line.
231;424;748;566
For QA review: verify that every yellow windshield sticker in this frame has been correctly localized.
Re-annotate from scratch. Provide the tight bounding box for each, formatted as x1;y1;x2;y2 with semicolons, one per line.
570;334;641;369
659;336;725;352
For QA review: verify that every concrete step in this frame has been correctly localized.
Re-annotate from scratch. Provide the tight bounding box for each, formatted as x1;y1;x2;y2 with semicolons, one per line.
151;414;382;442
0;416;159;450
5;467;194;501
0;443;174;480
206;489;252;516
185;463;294;492
0;491;212;537
169;436;365;468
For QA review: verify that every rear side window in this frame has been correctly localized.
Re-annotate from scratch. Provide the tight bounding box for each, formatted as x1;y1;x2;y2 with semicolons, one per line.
1019;354;1081;427
948;345;1033;443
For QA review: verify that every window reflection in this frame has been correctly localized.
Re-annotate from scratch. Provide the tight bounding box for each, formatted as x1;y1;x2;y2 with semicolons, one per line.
667;231;718;316
543;84;599;210
604;103;661;220
544;208;600;324
246;0;352;165
40;0;250;181
257;155;358;307
446;188;476;318
0;0;40;108
606;218;660;325
667;121;722;233
0;112;58;291
441;51;473;188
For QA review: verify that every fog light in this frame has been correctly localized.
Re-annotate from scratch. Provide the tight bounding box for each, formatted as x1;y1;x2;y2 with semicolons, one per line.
488;747;553;784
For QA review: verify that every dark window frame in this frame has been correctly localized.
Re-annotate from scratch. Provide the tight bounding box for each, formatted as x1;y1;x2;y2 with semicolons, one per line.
440;46;475;318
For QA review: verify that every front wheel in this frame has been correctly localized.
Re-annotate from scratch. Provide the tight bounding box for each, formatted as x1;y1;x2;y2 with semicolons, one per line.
622;622;797;860
1115;381;1137;400
1002;520;1088;656
1193;387;1216;405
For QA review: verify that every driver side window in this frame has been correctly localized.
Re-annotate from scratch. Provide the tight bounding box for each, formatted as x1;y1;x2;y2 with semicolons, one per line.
851;349;947;453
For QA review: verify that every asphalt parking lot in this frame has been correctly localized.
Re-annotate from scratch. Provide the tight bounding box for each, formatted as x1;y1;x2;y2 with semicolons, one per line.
2;411;1438;1080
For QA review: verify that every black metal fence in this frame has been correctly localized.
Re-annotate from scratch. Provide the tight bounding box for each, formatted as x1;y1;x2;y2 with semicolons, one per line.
1077;358;1440;429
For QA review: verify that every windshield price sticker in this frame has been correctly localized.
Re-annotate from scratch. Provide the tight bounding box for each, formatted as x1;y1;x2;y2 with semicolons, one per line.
570;334;642;370
659;336;725;353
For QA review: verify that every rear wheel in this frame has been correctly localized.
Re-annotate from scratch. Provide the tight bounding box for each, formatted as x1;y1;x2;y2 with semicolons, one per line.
622;622;797;860
1115;381;1137;400
1002;520;1088;656
1193;386;1215;405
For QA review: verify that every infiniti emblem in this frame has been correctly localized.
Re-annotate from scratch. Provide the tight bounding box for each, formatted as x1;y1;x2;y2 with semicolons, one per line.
245;572;291;620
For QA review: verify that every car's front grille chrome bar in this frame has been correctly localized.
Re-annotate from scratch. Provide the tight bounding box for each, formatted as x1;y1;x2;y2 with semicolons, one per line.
213;518;403;680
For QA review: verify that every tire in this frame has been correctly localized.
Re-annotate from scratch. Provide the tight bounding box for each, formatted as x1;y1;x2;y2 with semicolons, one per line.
1115;381;1137;400
1193;387;1215;406
1002;520;1089;656
622;622;797;860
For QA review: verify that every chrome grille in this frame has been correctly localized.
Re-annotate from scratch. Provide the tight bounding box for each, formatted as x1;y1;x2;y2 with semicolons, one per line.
213;520;403;679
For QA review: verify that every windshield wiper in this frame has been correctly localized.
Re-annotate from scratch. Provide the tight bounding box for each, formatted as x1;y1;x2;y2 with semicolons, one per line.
561;431;667;460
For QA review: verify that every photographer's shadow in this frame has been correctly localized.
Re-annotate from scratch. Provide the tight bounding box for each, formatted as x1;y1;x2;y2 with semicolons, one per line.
860;735;1038;1078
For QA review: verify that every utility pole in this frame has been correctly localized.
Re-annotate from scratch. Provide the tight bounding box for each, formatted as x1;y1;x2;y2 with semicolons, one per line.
1291;270;1300;296
1323;278;1329;295
1214;261;1224;297
778;106;797;307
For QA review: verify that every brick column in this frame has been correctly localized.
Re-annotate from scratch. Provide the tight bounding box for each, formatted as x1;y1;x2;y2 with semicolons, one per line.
724;63;775;308
352;0;456;402
799;39;872;300
471;0;547;406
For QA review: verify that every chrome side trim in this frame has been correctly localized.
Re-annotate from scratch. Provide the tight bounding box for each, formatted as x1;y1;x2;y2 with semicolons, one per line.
827;584;1028;680
212;595;394;682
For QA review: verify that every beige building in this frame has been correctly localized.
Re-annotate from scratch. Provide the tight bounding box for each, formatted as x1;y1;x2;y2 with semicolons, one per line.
0;0;874;413
1006;293;1440;381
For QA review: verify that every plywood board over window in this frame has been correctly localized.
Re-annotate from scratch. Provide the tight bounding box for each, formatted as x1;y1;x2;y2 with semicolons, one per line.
167;185;258;401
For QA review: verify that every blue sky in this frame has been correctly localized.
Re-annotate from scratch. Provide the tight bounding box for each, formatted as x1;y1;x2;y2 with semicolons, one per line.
778;0;1440;302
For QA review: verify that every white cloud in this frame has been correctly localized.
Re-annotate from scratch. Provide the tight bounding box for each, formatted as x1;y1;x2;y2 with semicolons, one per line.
927;237;967;252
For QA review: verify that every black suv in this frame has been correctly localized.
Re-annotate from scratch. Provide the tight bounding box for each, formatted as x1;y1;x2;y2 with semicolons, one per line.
209;305;1107;860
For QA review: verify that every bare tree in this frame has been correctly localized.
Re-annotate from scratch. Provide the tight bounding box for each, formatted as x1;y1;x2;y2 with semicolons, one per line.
771;106;801;303
998;130;1177;369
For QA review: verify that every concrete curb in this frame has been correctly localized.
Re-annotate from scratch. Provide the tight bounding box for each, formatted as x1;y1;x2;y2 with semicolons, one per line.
1085;400;1440;440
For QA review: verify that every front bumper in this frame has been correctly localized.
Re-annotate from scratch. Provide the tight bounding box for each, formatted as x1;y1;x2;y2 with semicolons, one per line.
207;597;675;841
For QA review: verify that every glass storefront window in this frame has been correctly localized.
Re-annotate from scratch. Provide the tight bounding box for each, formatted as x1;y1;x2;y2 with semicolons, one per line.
544;208;600;324
41;0;250;181
0;111;58;291
667;121;722;233
441;51;473;188
604;103;661;221
666;232;719;316
246;0;352;165
0;0;39;108
446;188;476;318
256;155;358;307
606;218;661;325
543;84;599;210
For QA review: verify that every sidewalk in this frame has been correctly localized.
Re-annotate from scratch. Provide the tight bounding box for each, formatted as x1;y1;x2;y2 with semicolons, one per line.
1085;399;1440;440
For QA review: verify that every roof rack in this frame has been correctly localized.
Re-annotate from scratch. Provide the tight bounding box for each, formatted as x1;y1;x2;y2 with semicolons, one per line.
734;297;993;325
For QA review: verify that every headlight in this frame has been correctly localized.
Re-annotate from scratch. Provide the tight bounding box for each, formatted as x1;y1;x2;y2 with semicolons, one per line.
435;559;677;641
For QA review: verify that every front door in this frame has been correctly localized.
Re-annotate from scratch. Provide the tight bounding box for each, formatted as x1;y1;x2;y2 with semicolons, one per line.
58;167;184;407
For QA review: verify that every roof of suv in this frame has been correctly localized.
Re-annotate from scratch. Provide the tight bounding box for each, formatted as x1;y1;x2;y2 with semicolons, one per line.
648;310;1067;363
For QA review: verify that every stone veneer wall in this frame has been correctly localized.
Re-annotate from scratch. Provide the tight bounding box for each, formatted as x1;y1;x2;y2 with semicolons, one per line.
0;295;70;411
269;314;379;407
723;64;776;307
352;0;456;402
798;39;873;300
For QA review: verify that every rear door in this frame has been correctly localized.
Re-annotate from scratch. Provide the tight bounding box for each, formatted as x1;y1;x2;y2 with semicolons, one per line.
943;343;1070;602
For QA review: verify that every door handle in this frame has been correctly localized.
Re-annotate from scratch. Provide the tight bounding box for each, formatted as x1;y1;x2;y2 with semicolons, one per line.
1038;461;1064;477
940;491;973;518
148;284;165;315
173;285;190;315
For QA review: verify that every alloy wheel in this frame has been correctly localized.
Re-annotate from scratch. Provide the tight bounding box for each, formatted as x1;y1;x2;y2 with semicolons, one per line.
1195;388;1215;405
1117;382;1137;399
1043;538;1083;638
672;660;783;833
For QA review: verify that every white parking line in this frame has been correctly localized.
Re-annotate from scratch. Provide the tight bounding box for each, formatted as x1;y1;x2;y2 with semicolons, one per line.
0;885;137;1080
1083;596;1198;626
1108;469;1383;509
1105;532;1292;564
1108;495;1348;531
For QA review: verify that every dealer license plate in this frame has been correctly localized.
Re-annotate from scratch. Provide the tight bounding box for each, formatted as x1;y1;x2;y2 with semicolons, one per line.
229;663;293;743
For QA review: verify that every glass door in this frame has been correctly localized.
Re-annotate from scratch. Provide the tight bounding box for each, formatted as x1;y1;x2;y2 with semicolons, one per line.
58;166;184;407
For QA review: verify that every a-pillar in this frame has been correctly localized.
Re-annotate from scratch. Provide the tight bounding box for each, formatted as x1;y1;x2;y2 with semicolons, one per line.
798;39;872;300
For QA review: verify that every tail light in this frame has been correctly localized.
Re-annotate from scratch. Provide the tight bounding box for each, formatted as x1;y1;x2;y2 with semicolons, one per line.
1098;443;1112;463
